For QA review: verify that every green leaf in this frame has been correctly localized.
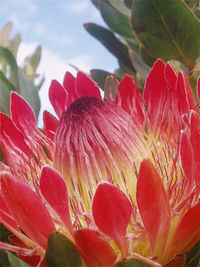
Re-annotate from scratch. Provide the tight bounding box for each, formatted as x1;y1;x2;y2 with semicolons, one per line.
0;22;13;47
97;0;133;38
46;232;82;267
0;46;19;89
7;251;31;267
116;258;153;267
103;75;119;100
131;0;200;70
109;0;131;16
84;22;134;71
129;49;151;80
90;69;112;89
185;240;200;267
0;80;11;115
18;68;40;118
10;33;21;57
188;67;200;103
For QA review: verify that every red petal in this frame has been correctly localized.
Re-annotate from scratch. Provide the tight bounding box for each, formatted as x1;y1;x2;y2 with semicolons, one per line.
43;111;58;140
165;62;177;90
10;92;36;132
63;72;78;107
175;72;195;114
1;172;55;249
74;229;116;267
76;72;101;99
0;113;31;169
168;203;200;258
115;75;145;126
49;80;67;118
190;111;200;184
143;59;167;124
92;182;132;257
0;113;30;156
180;130;195;181
136;159;171;257
40;166;73;236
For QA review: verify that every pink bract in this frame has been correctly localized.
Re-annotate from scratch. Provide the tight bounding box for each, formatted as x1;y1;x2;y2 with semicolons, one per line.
0;59;200;267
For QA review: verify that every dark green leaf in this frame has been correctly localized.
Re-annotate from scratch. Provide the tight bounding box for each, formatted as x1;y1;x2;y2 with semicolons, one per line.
84;22;134;71
90;69;112;89
185;240;200;267
18;69;40;118
131;0;200;70
46;232;82;267
0;224;12;243
0;46;19;89
7;251;31;267
116;258;153;267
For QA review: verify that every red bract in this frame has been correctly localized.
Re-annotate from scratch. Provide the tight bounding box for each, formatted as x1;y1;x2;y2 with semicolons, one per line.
0;60;199;267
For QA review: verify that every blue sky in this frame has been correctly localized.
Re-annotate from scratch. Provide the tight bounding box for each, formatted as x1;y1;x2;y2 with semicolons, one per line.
0;0;117;124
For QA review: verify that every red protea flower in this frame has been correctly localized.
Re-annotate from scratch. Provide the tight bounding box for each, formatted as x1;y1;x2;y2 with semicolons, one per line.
0;59;200;267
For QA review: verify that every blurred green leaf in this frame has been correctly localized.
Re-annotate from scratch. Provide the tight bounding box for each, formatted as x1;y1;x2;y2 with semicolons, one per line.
185;240;200;267
9;33;21;57
131;0;200;70
84;22;134;71
46;232;82;267
0;22;13;47
90;69;112;89
24;45;41;75
0;46;19;89
18;69;40;118
116;258;153;267
0;80;11;115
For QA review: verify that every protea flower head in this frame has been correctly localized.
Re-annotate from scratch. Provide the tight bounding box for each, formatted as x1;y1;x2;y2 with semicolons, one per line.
0;59;200;267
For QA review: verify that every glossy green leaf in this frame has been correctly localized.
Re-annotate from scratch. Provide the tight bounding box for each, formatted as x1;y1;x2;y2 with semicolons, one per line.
116;258;153;267
7;251;31;267
18;69;40;118
46;232;82;267
97;0;133;38
0;46;19;89
84;22;134;71
131;0;200;70
90;69;112;89
185;240;200;267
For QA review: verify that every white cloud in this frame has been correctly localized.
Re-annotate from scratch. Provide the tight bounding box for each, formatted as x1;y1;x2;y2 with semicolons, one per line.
58;0;90;14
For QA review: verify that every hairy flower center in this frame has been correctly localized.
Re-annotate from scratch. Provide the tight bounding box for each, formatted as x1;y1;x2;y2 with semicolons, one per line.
64;96;104;122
